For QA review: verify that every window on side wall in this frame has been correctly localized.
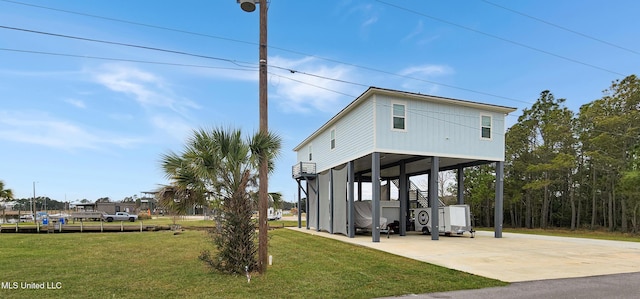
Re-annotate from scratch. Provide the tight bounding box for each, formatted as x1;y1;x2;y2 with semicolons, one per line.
392;103;405;130
330;129;336;150
481;115;492;139
308;144;312;161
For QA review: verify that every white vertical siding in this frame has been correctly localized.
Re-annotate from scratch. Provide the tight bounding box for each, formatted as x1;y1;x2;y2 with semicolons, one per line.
374;94;507;161
294;90;512;171
306;100;375;173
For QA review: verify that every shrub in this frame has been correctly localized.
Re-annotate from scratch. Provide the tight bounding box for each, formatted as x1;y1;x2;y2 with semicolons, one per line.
199;172;257;274
137;213;152;220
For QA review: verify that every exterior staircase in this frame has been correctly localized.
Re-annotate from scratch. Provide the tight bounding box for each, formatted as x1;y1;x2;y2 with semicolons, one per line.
391;179;445;208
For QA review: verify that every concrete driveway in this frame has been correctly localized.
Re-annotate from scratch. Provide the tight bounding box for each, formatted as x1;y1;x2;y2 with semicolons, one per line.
288;227;640;282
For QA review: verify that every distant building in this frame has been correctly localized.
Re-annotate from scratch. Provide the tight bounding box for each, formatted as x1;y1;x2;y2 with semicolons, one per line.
74;202;138;214
0;200;17;211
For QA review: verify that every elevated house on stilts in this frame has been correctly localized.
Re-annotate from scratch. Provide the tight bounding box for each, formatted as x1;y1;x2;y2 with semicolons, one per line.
292;87;516;242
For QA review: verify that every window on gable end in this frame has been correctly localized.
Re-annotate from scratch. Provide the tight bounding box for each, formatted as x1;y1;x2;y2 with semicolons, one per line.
481;115;492;139
330;129;336;149
392;103;406;130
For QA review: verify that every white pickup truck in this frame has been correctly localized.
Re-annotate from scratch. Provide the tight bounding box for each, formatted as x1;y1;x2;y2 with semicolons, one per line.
103;212;138;222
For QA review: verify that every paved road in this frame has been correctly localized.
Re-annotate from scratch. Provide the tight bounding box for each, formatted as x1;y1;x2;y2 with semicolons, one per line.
379;272;640;299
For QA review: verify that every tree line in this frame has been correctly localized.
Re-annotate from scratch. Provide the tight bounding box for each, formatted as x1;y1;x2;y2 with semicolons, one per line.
6;197;68;211
460;75;640;233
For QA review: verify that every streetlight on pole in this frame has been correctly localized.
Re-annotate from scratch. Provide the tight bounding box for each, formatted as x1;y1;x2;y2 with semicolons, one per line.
237;0;269;273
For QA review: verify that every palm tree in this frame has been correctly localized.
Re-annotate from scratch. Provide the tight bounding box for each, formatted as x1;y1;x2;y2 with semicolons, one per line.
0;180;14;223
0;180;13;201
159;127;281;274
269;192;283;210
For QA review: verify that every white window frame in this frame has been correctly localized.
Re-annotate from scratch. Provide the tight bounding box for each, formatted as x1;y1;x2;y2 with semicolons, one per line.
308;144;313;161
480;114;492;140
391;101;407;131
330;128;336;150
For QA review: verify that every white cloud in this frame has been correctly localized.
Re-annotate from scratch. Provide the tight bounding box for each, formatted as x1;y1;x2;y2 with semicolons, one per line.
92;63;200;115
339;3;380;33
0;110;144;151
402;21;440;45
403;20;424;42
64;98;86;109
397;64;454;94
268;56;360;114
108;113;134;121
90;63;201;140
149;114;193;142
362;16;379;28
399;65;452;77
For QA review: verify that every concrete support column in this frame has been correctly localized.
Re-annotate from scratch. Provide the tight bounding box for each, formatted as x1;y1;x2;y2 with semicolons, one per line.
495;161;504;238
426;172;430;203
347;161;355;238
297;180;302;228
316;176;320;232
305;180;310;230
372;152;381;242
430;156;440;240
399;161;407;236
357;179;362;201
457;166;465;205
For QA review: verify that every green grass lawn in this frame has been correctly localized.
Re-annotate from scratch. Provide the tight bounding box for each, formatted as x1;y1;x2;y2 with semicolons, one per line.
0;229;504;299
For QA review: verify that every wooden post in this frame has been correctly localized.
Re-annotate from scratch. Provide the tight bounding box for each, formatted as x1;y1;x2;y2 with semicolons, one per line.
256;0;269;274
100;221;103;232
80;220;83;233
120;221;123;232
140;221;143;232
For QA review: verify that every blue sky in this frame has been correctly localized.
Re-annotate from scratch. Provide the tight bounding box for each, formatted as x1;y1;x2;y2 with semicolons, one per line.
1;0;639;203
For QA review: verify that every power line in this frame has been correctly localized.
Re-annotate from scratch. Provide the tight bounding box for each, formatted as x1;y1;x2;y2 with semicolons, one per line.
269;73;359;98
0;0;536;104
1;25;533;105
376;0;626;77
0;25;254;68
2;47;522;135
1;46;524;129
270;65;531;105
1;46;363;98
270;65;369;88
0;0;256;47
0;46;369;99
0;48;257;71
480;0;640;56
3;0;627;105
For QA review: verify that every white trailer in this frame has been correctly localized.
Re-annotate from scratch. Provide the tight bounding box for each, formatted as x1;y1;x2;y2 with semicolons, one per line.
412;205;473;236
267;208;282;221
